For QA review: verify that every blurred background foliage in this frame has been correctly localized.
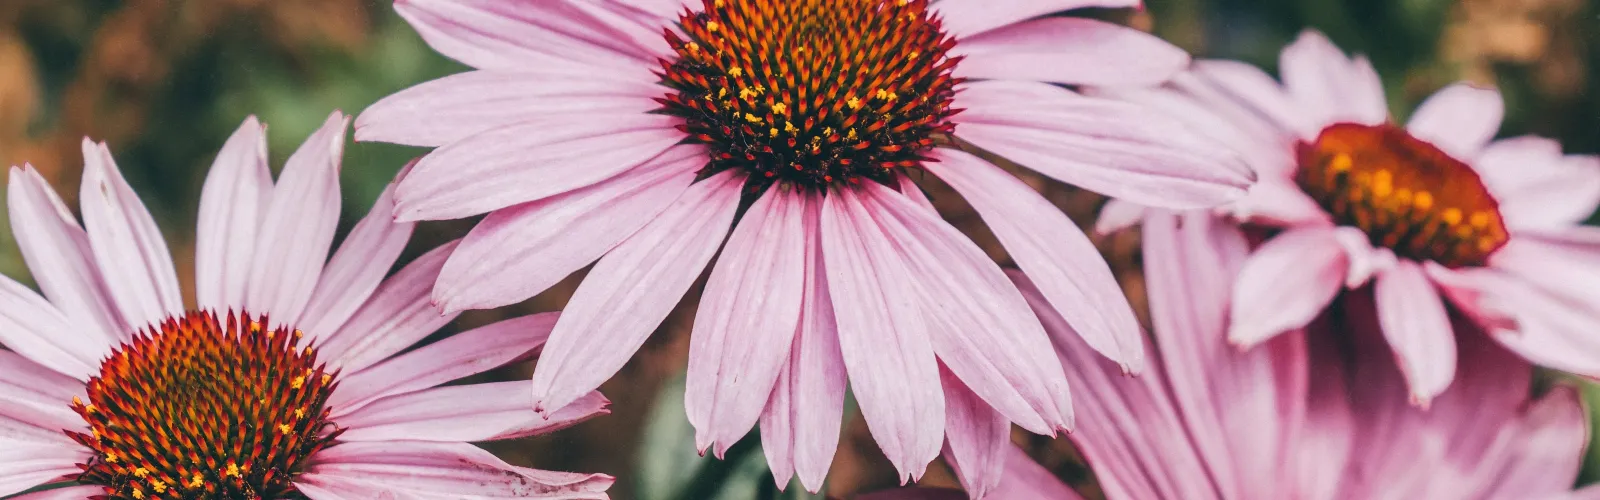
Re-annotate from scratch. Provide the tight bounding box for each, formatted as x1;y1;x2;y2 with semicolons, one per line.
0;0;1596;498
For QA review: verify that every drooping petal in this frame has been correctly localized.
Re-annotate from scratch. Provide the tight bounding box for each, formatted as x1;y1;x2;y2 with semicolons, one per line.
355;69;660;148
938;366;1010;499
1405;83;1503;159
955;80;1252;210
318;240;461;374
1013;270;1219;500
246;112;346;324
929;148;1144;373
433;145;702;313
1229;226;1347;347
759;193;848;493
821;186;944;482
933;0;1138;39
858;181;1072;434
987;446;1086;500
1373;260;1458;404
330;312;559;415
0;270;100;379
530;171;744;415
0;442;90;498
296;173;415;339
7;165;124;346
393;112;684;221
1142;211;1308;500
953;17;1188;86
338;381;608;443
195;116;272;313
1278;30;1388;128
0;350;87;435
305;441;612;498
394;0;665;71
78;139;183;331
687;185;808;456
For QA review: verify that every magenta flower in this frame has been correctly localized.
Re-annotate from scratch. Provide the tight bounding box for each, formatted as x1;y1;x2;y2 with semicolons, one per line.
0;114;611;499
1096;30;1600;404
1002;211;1591;500
357;0;1254;488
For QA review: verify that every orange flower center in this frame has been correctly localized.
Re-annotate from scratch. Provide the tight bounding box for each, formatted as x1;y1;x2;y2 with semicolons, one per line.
68;311;339;500
657;0;960;190
1295;123;1508;267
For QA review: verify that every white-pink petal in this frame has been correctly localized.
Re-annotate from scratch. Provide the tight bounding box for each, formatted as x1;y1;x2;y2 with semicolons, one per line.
318;240;461;373
6;165;125;346
306;441;612;498
246;112;346;324
433;145;702;313
687;185;807;456
0;274;100;380
1278;30;1388;128
1405;83;1504;159
78;139;183;331
1373;261;1458;404
933;0;1139;39
954;17;1188;87
929;148;1145;374
195;116;272;313
297;175;415;339
338;381;608;443
1229;226;1348;347
530;171;744;415
394;112;684;221
395;0;660;71
0;350;86;435
820;186;944;482
0;442;89;498
938;367;1010;499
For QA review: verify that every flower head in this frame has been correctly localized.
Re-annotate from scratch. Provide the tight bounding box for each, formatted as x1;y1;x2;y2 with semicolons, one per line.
0;114;612;499
1094;29;1600;404
358;0;1255;491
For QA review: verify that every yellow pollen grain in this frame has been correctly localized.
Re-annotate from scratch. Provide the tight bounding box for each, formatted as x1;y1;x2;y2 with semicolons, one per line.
188;474;205;489
151;480;167;493
295;407;307;419
847;96;862;109
135;467;150;478
1441;208;1463;226
303;346;314;356
715;0;724;6
1414;191;1434;211
769;128;779;137
847;128;858;140
322;373;332;384
1329;154;1353;173
1371;169;1393;198
291;375;306;389
1469;211;1491;228
226;463;242;478
784;121;797;133
718;88;727;98
265;329;274;339
278;423;293;434
106;452;119;463
1478;237;1498;252
131;488;143;500
86;404;97;413
706;21;720;32
729;67;743;78
294;329;304;339
771;102;787;115
687;42;700;53
743;113;760;124
73;396;82;406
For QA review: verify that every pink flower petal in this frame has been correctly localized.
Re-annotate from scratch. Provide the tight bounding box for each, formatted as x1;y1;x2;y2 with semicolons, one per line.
1229;226;1347;347
1474;137;1600;230
296;171;416;339
1234;179;1332;228
955;80;1252;210
0;273;100;380
929;148;1145;374
759;194;848;493
1278;30;1388;127
1292;320;1355;500
196;116;272;314
530;171;744;415
859;181;1073;434
1332;226;1394;288
1405;83;1503;159
5;486;106;500
78;139;183;331
0;441;89;498
1188;59;1318;140
246;112;347;324
1142;211;1308;500
330;312;559;415
820;187;944;482
356;69;660;148
954;17;1188;86
938;366;1009;499
394;112;684;221
933;0;1138;38
1477;385;1588;497
1474;272;1600;378
337;381;608;443
395;0;663;70
7;165;125;345
989;446;1086;499
687;186;808;456
0;350;86;435
318;240;461;373
1094;199;1148;235
306;441;612;498
1012;270;1217;500
433;145;702;313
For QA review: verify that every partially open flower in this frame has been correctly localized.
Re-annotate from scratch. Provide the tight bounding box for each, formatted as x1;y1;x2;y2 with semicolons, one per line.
0;114;611;499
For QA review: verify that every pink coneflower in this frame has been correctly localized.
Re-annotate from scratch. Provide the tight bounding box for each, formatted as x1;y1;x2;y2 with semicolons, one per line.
1095;30;1600;405
0;114;611;499
357;0;1254;489
873;210;1595;499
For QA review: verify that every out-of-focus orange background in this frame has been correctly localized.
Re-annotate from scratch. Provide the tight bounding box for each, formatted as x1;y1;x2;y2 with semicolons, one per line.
0;1;1596;499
